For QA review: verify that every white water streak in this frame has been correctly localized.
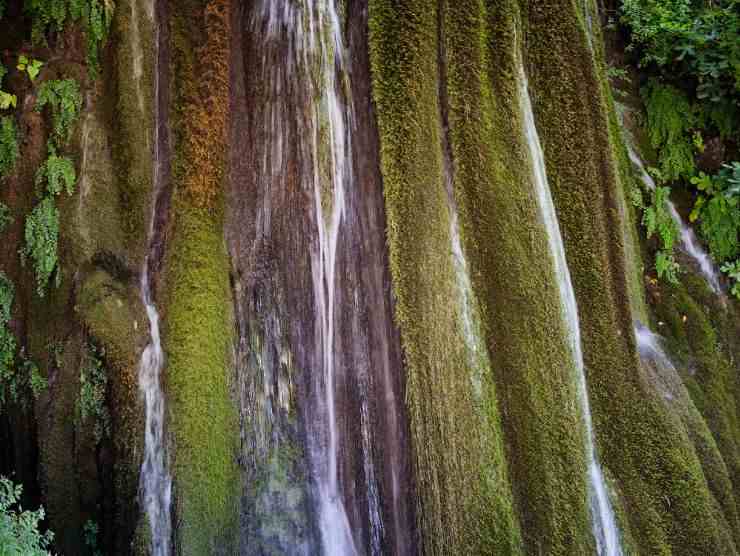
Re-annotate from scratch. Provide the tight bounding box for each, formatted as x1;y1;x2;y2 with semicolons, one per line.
257;0;378;552
442;151;484;398
519;65;623;556
628;147;722;295
308;4;362;552
138;1;172;554
635;322;677;374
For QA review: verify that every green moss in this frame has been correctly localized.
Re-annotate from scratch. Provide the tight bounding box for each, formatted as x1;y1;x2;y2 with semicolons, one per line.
653;277;740;544
447;0;601;552
368;0;601;552
164;202;239;555
521;0;736;553
110;0;154;255
163;2;237;552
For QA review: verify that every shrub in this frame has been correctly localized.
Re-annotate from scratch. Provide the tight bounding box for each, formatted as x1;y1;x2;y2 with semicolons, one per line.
0;476;53;555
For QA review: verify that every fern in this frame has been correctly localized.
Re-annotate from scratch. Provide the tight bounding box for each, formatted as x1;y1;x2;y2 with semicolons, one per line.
35;144;76;197
25;0;115;76
35;79;82;146
642;185;681;283
643;80;696;182
631;166;681;284
0;117;18;179
20;198;60;297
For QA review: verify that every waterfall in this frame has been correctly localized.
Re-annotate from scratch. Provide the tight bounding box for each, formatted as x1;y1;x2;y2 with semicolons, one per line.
306;4;361;553
627;147;722;295
519;65;623;556
138;1;172;554
251;0;376;553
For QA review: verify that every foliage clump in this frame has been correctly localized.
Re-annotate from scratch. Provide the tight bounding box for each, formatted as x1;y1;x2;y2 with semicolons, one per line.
0;274;46;412
21;80;82;297
642;80;696;182
21;197;60;297
0;476;53;555
0;273;17;409
621;0;740;296
35;144;76;196
690;163;740;263
35;78;82;146
631;178;681;282
25;0;115;75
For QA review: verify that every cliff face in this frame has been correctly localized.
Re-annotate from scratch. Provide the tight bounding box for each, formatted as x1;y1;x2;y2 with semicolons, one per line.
0;0;738;554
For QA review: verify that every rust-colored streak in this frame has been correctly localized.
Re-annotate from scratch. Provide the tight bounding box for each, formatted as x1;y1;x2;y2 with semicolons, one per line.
180;0;231;210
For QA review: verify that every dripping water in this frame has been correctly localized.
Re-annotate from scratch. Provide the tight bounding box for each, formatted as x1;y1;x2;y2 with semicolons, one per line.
519;64;623;556
138;1;172;554
628;147;723;295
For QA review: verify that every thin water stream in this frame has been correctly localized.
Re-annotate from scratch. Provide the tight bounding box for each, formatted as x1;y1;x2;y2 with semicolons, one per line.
635;322;678;374
306;3;363;552
628;147;723;295
519;64;623;556
138;1;172;554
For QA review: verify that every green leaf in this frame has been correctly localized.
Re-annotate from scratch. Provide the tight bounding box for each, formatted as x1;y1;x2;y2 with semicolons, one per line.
690;195;705;222
0;91;16;110
27;60;43;81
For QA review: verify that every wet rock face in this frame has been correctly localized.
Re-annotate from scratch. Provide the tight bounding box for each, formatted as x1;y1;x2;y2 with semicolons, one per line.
227;0;414;554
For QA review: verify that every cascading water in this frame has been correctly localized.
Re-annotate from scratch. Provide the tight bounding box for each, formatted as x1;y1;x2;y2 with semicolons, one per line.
250;1;375;553
138;1;172;554
628;147;722;294
519;65;623;556
634;322;678;375
306;5;361;553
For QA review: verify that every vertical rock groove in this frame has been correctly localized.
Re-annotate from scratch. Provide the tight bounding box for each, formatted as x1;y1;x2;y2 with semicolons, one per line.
228;0;414;553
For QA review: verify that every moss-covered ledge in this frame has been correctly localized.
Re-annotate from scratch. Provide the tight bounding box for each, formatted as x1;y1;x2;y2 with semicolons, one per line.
368;0;599;552
444;0;596;552
520;0;736;552
163;1;239;553
368;0;525;552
